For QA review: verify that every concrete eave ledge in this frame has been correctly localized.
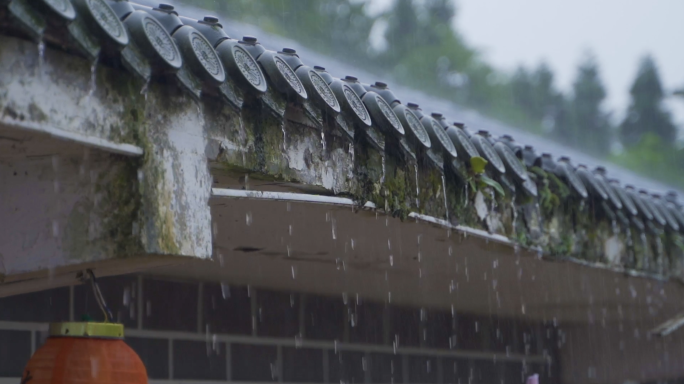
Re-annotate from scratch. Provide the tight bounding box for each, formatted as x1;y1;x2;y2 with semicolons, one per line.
0;0;683;296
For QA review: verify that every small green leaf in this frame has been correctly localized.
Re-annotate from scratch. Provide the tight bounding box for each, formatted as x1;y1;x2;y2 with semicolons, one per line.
529;166;547;178
479;174;505;197
470;156;488;174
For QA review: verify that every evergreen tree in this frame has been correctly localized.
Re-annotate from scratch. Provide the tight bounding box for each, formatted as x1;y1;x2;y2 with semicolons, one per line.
620;56;677;146
382;0;421;64
510;62;563;125
567;54;612;155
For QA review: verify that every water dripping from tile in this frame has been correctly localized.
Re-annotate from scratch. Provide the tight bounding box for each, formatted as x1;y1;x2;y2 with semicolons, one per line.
139;78;150;101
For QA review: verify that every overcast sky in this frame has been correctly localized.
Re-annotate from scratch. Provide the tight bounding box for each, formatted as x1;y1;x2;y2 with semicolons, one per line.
369;0;684;128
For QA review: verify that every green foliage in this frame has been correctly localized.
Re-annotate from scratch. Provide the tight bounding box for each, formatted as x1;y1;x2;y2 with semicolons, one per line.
611;134;684;189
469;156;487;174
478;174;505;197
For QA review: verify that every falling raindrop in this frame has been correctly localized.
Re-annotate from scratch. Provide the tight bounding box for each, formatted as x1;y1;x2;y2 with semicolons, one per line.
381;155;386;184
331;217;337;240
245;211;253;226
139;78;150;101
281;124;287;151
348;143;355;179
389;255;394;266
291;265;297;279
351;238;355;250
123;287;131;306
90;356;100;378
441;175;449;223
221;282;230;299
414;164;420;207
295;333;303;348
52;219;60;238
37;40;46;80
270;363;277;380
88;59;98;99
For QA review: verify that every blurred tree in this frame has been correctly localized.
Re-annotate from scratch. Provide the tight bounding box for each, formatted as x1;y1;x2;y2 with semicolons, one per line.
611;133;684;189
620;56;677;147
510;63;564;128
564;54;612;155
382;0;420;64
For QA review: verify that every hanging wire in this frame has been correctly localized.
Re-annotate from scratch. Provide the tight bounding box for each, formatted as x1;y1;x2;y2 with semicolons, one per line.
85;269;113;323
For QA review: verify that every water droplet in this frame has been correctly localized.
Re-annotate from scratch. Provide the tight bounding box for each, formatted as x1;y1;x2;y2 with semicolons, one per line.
348;143;355;179
90;356;100;378
52;220;60;238
414;164;420;207
37;40;46;80
87;59;98;101
140;79;150;100
270;362;277;379
221;282;230;299
281;124;287;151
441;175;449;223
123;287;131;306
